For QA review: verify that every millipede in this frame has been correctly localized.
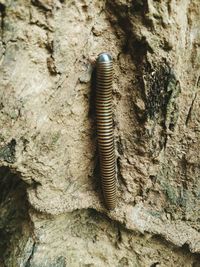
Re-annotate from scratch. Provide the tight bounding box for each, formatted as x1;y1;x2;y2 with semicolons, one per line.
96;52;116;210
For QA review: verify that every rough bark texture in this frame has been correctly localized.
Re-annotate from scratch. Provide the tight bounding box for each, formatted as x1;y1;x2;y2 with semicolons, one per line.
0;0;200;266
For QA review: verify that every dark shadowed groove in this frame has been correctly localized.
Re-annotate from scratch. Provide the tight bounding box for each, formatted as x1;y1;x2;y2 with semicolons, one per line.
0;166;32;265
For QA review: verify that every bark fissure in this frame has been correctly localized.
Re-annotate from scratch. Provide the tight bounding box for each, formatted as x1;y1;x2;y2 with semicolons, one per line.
25;242;36;267
185;91;197;126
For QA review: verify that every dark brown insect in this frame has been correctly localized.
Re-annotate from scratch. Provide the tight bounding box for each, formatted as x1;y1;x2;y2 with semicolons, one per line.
96;52;116;210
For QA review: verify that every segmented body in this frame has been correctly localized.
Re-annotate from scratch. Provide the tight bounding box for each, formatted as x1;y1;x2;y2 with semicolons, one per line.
96;53;116;210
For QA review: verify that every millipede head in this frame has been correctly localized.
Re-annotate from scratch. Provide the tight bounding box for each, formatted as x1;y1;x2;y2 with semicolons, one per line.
97;52;112;63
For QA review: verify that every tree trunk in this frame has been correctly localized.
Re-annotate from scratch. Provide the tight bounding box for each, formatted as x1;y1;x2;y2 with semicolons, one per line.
0;0;200;266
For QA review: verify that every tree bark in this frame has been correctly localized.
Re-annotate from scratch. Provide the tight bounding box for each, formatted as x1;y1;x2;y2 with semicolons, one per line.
0;0;200;266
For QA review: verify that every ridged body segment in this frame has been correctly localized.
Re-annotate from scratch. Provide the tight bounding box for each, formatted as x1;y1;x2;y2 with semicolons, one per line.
96;53;116;209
